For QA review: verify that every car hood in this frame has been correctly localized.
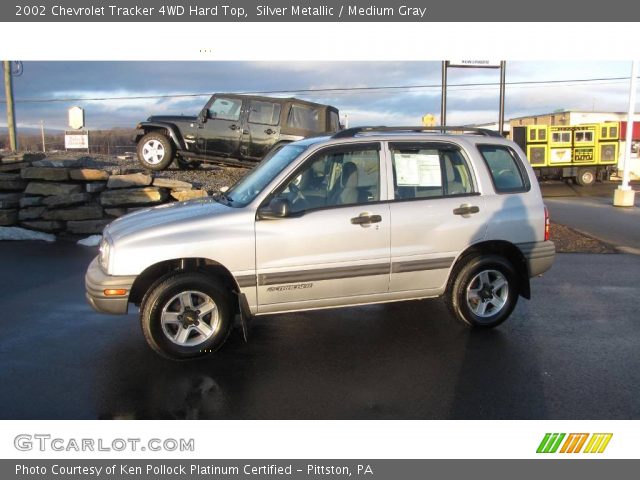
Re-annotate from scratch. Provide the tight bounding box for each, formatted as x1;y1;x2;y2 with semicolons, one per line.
105;197;231;244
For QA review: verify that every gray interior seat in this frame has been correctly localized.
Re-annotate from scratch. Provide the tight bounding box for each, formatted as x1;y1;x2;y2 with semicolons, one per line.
445;157;465;195
329;162;359;205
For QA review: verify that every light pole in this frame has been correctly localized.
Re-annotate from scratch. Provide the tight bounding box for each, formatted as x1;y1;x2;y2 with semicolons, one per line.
440;61;447;126
3;60;17;152
613;60;638;207
40;120;46;153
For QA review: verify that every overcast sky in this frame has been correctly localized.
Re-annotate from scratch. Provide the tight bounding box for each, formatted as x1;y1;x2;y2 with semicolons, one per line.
1;61;637;131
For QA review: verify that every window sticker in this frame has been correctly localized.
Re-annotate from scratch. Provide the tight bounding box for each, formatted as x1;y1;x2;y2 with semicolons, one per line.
395;153;442;187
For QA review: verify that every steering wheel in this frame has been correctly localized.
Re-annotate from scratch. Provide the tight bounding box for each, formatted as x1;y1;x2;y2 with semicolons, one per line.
288;182;307;210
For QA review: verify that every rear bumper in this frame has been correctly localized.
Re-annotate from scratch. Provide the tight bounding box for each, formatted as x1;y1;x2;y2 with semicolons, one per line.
517;241;556;277
85;256;136;315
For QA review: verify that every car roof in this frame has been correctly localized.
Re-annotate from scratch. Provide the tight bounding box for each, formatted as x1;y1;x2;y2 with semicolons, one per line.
213;93;335;110
291;127;513;149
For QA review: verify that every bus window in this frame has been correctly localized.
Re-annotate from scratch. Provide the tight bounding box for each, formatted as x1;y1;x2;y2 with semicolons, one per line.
552;132;571;143
575;131;592;142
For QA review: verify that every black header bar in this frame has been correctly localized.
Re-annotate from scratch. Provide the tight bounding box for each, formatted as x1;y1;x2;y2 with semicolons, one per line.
5;0;640;22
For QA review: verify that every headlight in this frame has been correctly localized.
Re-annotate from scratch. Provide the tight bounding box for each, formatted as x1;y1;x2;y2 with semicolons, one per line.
99;235;112;272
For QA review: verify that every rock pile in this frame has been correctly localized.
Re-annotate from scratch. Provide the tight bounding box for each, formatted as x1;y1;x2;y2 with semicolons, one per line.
0;154;208;235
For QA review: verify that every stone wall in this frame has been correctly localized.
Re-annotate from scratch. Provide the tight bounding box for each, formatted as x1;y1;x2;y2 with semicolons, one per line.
0;153;208;235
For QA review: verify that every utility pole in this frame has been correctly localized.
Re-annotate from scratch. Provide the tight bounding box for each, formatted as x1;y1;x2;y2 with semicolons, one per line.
498;61;506;136
3;60;18;152
441;61;448;126
613;60;638;207
40;120;46;152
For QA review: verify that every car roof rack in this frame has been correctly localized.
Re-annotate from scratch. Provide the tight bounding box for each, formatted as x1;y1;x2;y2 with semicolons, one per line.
332;126;504;139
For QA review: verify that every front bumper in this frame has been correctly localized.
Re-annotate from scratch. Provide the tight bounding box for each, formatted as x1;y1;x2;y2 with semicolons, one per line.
517;241;556;277
85;256;137;315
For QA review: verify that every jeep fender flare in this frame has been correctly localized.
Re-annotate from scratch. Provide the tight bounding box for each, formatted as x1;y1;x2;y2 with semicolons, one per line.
137;122;186;150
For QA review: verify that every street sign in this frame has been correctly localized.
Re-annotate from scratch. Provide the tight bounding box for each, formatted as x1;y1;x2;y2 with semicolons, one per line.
447;60;501;68
65;130;89;149
68;106;85;130
421;114;436;126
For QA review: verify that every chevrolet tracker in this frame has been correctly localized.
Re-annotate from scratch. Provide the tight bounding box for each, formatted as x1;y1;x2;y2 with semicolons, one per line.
86;126;555;360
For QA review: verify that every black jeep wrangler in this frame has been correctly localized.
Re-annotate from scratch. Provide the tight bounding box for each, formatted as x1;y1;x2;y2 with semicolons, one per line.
135;93;341;170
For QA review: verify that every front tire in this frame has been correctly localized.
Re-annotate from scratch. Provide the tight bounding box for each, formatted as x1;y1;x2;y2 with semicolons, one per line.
140;272;233;360
137;132;175;171
446;255;518;328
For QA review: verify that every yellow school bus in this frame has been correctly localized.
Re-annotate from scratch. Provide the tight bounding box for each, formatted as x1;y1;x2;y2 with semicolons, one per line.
512;122;619;186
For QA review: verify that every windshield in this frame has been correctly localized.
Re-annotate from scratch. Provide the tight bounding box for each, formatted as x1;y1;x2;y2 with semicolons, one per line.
222;144;307;207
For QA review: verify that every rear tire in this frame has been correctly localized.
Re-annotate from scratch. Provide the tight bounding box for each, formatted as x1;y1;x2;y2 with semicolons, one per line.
446;255;518;328
140;272;233;360
575;167;596;187
137;132;175;171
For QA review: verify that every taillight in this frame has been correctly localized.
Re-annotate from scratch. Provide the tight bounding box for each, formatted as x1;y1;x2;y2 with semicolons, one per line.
544;206;550;241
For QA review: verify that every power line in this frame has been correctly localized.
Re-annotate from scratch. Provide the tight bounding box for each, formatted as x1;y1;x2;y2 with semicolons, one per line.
1;76;638;104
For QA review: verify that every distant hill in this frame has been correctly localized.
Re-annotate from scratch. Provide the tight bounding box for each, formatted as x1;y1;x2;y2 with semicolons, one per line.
0;126;63;135
0;127;136;154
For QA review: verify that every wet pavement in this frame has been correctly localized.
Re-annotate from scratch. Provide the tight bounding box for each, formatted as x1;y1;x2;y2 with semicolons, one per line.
540;180;640;252
1;241;639;419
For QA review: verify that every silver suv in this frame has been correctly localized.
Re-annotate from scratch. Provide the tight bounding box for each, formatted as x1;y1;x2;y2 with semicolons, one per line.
86;127;555;360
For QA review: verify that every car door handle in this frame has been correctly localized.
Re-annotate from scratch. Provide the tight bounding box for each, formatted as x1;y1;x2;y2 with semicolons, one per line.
229;124;239;130
351;213;382;225
264;128;276;135
453;204;480;216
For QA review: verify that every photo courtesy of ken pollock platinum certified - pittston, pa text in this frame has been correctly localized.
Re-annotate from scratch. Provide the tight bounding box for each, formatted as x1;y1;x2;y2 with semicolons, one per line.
30;4;429;19
15;463;367;476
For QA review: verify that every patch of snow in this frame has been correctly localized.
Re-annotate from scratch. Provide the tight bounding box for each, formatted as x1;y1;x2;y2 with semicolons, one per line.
0;226;55;242
77;235;102;247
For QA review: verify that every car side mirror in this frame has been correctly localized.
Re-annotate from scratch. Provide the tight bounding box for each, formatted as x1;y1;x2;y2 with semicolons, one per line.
199;109;209;123
258;198;291;220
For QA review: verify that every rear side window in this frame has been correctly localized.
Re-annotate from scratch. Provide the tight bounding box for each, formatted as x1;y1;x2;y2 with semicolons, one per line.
287;104;321;130
478;145;529;193
249;100;281;126
390;144;474;200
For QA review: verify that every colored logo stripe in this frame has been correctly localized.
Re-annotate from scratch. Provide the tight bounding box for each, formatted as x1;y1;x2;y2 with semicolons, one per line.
537;433;612;453
537;433;566;453
560;433;589;453
583;433;613;453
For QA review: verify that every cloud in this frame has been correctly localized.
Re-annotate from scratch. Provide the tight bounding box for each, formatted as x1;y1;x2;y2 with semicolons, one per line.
1;60;638;131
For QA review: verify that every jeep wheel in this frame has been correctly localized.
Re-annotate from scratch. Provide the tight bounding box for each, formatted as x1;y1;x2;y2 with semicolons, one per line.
575;167;596;187
446;255;518;328
137;132;175;171
140;272;233;360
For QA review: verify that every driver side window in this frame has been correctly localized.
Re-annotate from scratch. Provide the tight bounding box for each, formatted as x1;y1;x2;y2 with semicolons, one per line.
209;97;242;121
273;147;380;214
